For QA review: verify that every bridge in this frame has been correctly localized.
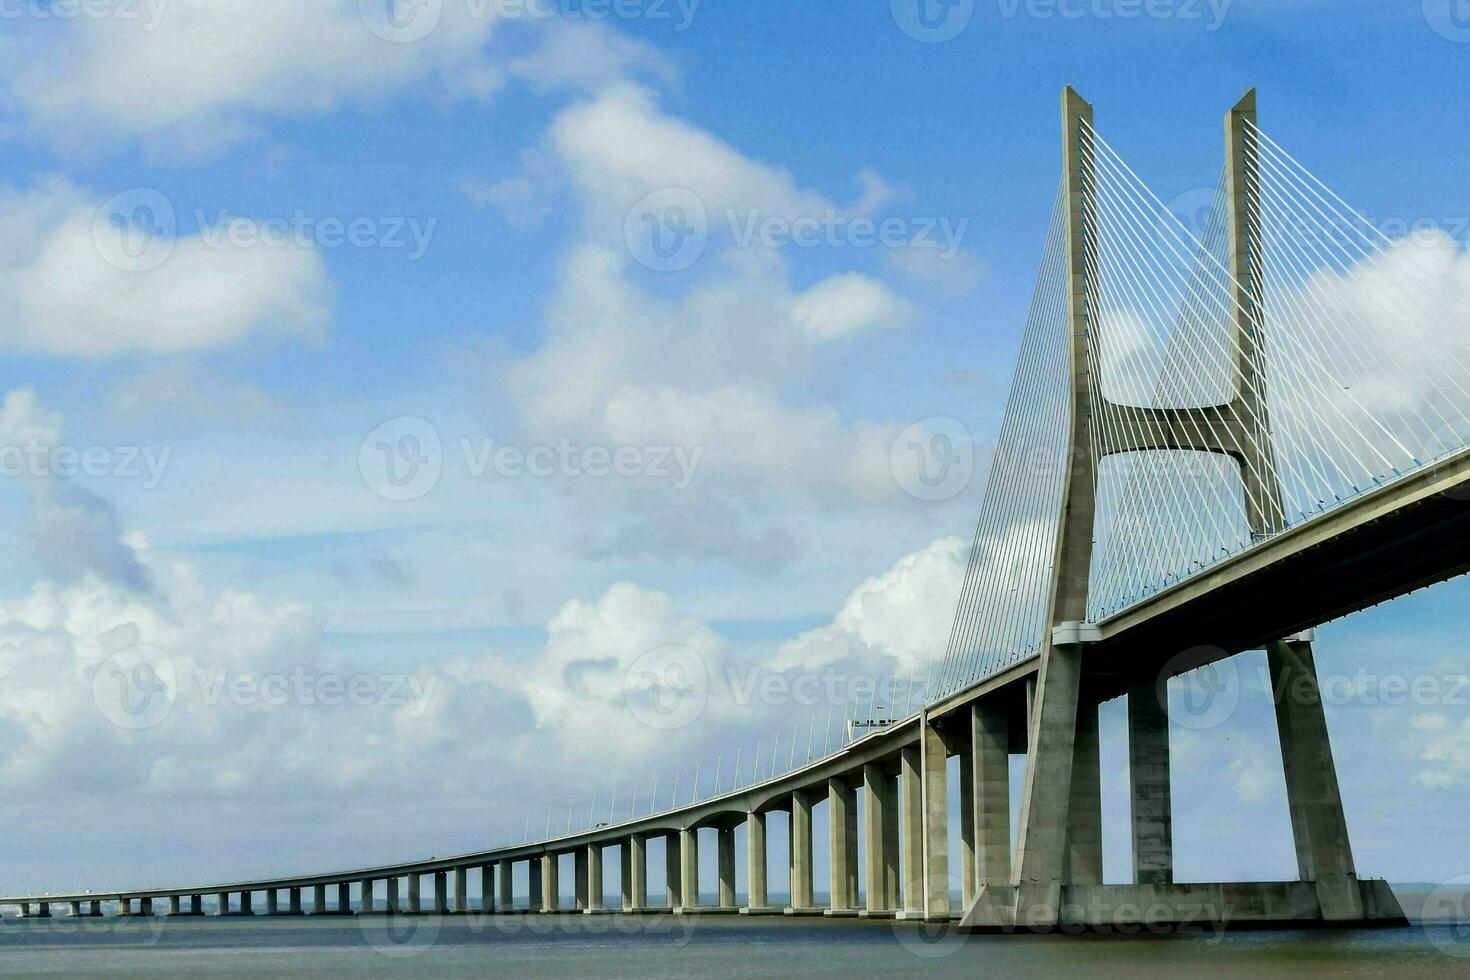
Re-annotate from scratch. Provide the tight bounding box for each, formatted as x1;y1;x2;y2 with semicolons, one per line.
6;87;1470;931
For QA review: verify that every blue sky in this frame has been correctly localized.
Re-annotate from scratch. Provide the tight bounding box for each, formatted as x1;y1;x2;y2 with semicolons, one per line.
1;0;1469;899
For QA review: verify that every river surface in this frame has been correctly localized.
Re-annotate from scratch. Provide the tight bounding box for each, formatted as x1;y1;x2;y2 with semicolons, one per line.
4;899;1470;979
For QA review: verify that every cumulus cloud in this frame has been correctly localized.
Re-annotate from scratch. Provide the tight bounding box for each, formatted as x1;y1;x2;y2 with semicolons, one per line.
773;536;966;679
501;84;922;505
0;179;330;357
0;388;150;591
1;4;679;156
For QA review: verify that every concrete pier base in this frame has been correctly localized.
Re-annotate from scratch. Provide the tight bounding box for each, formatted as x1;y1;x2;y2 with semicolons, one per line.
960;879;1408;932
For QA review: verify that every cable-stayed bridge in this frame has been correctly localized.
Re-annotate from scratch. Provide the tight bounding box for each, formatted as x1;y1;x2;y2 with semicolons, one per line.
7;87;1470;931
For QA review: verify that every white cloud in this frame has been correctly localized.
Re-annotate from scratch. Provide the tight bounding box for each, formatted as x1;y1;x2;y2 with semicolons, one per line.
0;388;150;591
3;0;505;153
774;536;967;677
0;179;329;356
791;272;913;342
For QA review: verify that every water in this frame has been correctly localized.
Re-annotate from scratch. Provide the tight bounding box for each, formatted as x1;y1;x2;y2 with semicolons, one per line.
3;910;1469;978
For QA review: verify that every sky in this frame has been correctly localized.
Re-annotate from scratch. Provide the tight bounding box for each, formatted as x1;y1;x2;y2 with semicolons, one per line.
2;0;1470;901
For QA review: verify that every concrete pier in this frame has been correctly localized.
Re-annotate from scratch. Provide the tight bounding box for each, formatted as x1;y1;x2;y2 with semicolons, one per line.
743;812;770;912
497;862;512;913
677;828;699;912
664;834;682;909
289;887;303;915
541;854;558;913
586;845;603;912
168;896;180;915
920;719;950;922
574;848;589;910
386;877;400;915
900;746;924;919
337;882;351;914
527;858;542;912
1128;674;1174;884
863;762;898;914
407;874;421;914
313;884;327;915
1066;697;1103;886
216;892;230;916
453;868;468;913
973;700;1013;890
433;872;448;914
359;880;374;914
827;777;858;915
625;835;647;910
790;791;817;911
718;827;736;908
1269;637;1363;920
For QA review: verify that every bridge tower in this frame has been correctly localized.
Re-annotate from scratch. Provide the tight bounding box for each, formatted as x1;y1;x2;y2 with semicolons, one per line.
956;87;1405;930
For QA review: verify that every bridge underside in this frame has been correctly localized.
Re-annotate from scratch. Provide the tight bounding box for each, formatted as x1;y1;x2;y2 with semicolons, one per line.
1091;460;1470;693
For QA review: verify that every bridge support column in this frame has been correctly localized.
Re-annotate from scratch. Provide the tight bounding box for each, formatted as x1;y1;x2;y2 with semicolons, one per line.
1066;696;1103;886
168;896;180;915
386;876;400;915
89;900;102;916
863;762;898;914
1128;673;1174;884
626;835;647;910
69;900;82;917
453;868;468;913
973;700;1013;890
497;862;512;913
266;890;279;916
789;790;816;911
586;845;603;912
312;884;327;915
240;891;255;916
574;848;590;911
407;874;421;915
336;882;351;914
827;777;858;915
678;828;699;912
359;880;374;914
433;872;448;914
900;746;924;918
744;812;771;912
987;635;1084;929
289;887;303;915
541;854;558;913
216;892;229;916
664;834;682;909
1269;637;1363;920
920;718;950;922
718;827;736;908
